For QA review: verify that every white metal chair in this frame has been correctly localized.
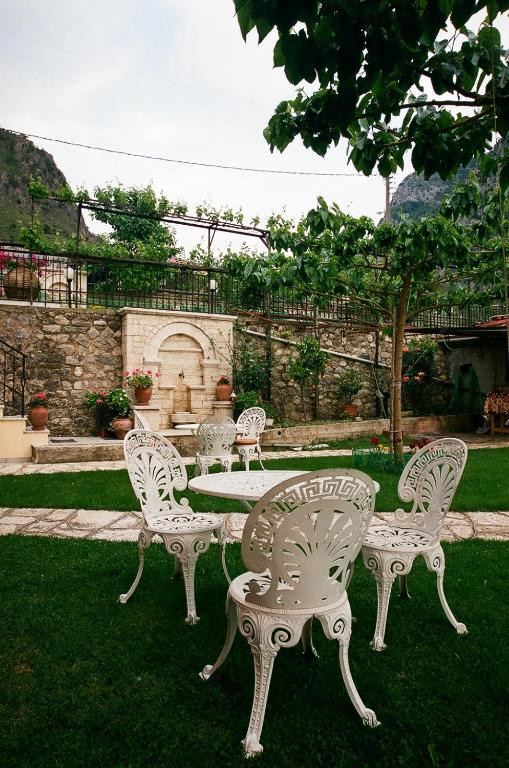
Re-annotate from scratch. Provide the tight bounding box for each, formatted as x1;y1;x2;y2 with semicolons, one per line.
121;430;228;624
133;409;150;430
362;437;468;651
235;406;266;470
200;468;380;757
195;416;236;475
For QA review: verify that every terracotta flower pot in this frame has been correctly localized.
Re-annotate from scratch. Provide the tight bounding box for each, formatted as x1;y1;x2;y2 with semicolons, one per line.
134;386;152;405
216;384;233;401
111;416;132;439
28;405;48;431
4;267;40;301
342;403;359;418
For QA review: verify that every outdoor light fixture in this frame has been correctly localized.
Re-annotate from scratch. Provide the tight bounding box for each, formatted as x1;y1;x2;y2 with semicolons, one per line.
209;278;218;291
65;264;75;308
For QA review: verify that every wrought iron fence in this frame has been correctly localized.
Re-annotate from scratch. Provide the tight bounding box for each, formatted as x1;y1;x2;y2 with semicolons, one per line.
0;339;26;415
0;245;505;329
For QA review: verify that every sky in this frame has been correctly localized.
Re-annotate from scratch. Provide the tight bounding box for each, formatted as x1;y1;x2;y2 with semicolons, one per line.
0;1;505;255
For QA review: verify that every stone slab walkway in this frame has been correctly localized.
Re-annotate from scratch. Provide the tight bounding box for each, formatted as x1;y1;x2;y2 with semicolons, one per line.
1;506;508;543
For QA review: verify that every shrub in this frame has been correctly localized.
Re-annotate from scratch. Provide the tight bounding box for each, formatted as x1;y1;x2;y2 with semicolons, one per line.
336;368;363;403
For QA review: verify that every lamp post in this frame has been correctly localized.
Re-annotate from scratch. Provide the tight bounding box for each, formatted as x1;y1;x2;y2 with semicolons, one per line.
208;276;218;314
65;265;75;308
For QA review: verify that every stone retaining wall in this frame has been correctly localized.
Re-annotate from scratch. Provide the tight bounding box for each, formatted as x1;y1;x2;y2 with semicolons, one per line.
0;304;122;435
234;318;392;421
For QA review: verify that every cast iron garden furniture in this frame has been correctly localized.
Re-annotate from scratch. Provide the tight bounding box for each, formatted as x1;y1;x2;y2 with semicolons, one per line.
362;437;468;651
234;406;266;471
199;468;380;757
195;416;236;475
121;429;228;624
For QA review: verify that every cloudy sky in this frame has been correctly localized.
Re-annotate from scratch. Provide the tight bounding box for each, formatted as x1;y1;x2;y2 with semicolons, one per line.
1;2;504;254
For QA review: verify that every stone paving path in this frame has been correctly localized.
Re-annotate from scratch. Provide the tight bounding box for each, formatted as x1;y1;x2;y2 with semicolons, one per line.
1;439;508;543
1;506;508;543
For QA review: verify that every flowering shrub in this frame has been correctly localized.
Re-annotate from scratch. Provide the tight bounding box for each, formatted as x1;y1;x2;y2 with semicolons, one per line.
0;251;47;276
217;375;230;385
84;388;131;426
408;436;431;451
27;392;48;409
124;369;159;389
368;435;389;453
484;391;509;414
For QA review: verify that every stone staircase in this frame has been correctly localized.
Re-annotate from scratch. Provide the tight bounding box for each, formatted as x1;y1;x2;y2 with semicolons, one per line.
0;404;49;461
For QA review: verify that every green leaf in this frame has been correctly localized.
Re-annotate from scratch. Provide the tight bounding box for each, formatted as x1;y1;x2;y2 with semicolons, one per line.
451;0;476;29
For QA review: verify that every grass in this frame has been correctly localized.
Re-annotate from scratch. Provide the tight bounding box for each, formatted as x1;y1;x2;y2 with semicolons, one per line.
0;448;508;513
0;535;507;768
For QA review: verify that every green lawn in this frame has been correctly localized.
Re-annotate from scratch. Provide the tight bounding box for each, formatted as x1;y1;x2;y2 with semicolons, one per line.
0;536;507;768
0;448;508;513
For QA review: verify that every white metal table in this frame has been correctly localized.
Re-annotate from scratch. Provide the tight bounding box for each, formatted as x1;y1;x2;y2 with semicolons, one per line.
189;470;379;512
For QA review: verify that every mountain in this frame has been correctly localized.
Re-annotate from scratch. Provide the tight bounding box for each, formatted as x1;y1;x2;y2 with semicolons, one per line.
0;127;91;243
390;162;476;222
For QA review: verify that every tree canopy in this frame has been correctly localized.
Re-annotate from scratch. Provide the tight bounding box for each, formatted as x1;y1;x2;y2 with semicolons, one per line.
234;0;509;183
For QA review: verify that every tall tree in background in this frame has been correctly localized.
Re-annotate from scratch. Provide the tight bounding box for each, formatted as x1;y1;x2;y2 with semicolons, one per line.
234;0;509;183
226;184;505;457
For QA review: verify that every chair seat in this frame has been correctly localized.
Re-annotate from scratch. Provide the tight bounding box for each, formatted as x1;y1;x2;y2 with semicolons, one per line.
146;512;222;535
229;570;347;616
364;525;436;552
234;438;258;445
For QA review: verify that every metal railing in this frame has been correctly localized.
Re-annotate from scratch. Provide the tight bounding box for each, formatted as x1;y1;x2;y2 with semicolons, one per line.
0;339;26;415
0;245;505;330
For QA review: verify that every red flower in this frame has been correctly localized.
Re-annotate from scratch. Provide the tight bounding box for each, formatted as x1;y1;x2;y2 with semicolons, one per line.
370;436;379;446
37;393;46;399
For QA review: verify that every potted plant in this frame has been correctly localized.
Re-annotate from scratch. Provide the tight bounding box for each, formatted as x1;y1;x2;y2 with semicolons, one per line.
106;388;133;438
336;367;363;418
216;375;233;401
124;368;160;404
0;251;46;301
84;389;114;437
26;392;49;431
262;402;277;427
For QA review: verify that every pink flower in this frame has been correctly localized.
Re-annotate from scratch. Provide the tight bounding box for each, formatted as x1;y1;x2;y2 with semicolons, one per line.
37;393;46;399
155;372;161;378
124;371;130;376
146;369;152;374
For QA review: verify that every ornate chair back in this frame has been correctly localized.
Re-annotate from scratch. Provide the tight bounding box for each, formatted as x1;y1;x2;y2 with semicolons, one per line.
395;437;468;540
236;407;266;439
241;468;377;611
133;410;150;430
197;416;236;457
124;430;191;524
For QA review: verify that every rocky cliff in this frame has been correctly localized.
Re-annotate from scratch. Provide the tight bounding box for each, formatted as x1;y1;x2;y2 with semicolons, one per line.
390;163;475;222
0;128;90;242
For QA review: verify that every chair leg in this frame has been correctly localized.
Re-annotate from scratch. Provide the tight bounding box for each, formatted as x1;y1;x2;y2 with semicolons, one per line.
363;549;413;651
220;456;233;472
257;444;266;470
423;547;467;635
317;604;379;727
118;530;153;603
243;449;250;472
301;617;319;658
216;524;231;584
238;610;302;757
163;534;211;624
200;595;238;681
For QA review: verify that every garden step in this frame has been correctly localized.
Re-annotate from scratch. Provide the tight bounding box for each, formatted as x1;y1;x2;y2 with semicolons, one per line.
0;413;48;461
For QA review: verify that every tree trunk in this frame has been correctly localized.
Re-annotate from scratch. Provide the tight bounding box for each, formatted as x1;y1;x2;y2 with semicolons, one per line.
313;372;319;420
300;386;307;422
390;279;411;459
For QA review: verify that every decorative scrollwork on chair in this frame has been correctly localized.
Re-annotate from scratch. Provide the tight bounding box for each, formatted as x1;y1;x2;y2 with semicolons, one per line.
362;437;468;651
121;430;229;624
200;468;380;758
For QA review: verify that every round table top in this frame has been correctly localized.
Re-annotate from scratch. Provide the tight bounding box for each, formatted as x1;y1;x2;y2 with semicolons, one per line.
188;470;305;502
189;470;380;503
